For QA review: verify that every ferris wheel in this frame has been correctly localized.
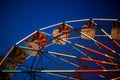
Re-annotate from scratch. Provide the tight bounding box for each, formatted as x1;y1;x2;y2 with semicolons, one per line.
0;18;120;80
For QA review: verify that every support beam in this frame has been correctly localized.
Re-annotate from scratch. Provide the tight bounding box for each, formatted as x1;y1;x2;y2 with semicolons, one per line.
39;22;62;31
81;32;120;56
42;31;114;59
47;51;77;58
0;46;14;66
47;72;76;80
92;18;118;21
16;31;38;45
101;29;120;48
80;58;118;66
41;69;120;73
51;54;79;67
65;19;90;23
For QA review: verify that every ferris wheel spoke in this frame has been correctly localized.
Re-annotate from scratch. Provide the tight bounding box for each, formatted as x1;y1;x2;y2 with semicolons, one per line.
113;40;120;48
57;37;120;66
46;51;77;59
18;46;38;52
72;46;106;69
44;32;114;60
62;39;114;59
19;66;120;74
100;28;120;69
43;53;67;70
44;43;54;48
18;45;78;59
71;45;91;59
65;39;120;66
68;36;81;40
26;55;32;59
101;28;120;48
50;54;79;67
47;72;77;80
36;54;44;69
41;51;79;68
71;44;118;69
41;69;120;73
41;54;68;70
101;29;113;39
81;32;120;57
80;58;118;66
16;65;120;73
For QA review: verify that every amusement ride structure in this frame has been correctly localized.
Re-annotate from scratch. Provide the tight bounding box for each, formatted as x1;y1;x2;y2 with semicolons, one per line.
0;18;120;80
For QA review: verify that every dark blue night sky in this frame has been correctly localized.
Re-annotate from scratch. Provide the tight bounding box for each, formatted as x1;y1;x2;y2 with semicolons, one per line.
0;0;120;80
0;0;120;54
